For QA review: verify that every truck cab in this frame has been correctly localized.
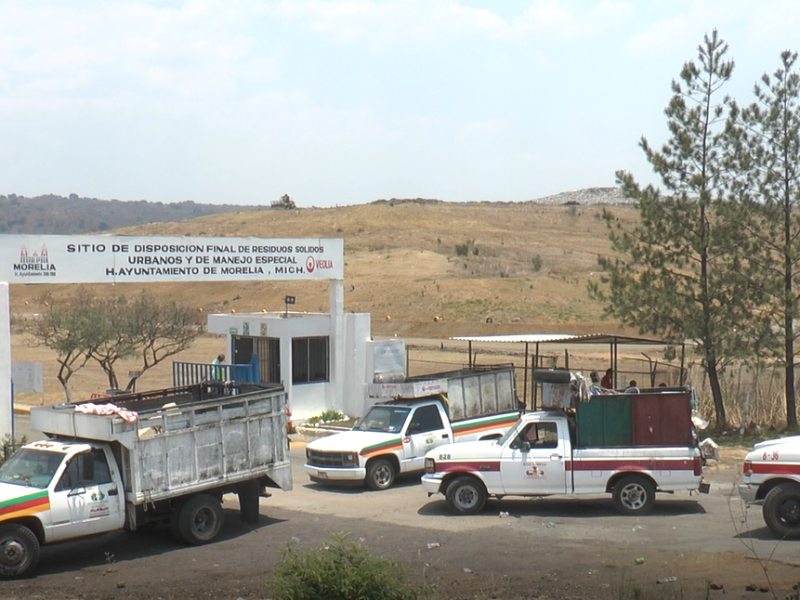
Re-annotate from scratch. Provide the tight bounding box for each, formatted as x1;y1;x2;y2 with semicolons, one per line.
0;440;126;576
305;395;519;490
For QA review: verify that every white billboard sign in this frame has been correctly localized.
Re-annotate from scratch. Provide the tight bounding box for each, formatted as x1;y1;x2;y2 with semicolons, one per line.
0;235;343;283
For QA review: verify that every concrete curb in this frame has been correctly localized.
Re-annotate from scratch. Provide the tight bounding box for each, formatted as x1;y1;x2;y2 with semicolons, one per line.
13;405;32;415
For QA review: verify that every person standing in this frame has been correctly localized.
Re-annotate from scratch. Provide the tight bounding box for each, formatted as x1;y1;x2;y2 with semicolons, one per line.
600;368;613;389
212;353;225;381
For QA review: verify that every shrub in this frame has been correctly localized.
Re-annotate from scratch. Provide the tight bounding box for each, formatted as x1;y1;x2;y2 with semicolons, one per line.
531;255;543;272
305;410;345;427
455;243;469;256
269;532;430;600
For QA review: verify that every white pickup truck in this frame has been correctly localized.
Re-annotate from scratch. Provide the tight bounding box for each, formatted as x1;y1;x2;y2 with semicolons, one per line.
422;395;707;516
304;395;520;490
0;382;291;579
739;435;800;539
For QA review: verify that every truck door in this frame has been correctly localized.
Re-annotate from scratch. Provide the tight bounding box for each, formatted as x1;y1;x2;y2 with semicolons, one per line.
47;448;125;542
401;405;449;472
499;420;568;495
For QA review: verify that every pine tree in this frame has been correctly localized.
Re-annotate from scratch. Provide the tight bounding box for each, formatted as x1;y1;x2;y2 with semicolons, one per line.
590;31;753;430
726;51;800;427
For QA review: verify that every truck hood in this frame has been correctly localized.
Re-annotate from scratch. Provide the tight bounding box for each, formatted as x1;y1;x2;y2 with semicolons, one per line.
747;435;800;459
306;430;401;453
0;481;47;503
424;439;501;460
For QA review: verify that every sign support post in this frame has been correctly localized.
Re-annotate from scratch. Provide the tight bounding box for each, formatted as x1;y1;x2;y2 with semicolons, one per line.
1;282;12;440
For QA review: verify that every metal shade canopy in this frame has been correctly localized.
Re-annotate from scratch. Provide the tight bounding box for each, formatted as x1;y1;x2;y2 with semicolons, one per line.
450;333;685;408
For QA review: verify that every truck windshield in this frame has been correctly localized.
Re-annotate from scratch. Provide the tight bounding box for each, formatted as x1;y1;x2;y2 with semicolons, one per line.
356;407;410;433
0;448;64;489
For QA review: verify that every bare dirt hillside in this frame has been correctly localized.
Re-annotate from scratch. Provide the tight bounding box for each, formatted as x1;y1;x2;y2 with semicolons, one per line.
9;198;638;340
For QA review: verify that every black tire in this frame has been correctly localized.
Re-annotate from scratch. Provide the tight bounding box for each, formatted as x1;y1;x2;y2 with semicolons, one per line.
177;494;224;545
613;475;656;516
0;524;40;579
445;476;487;515
365;458;395;490
533;369;572;384
762;483;800;539
238;480;262;524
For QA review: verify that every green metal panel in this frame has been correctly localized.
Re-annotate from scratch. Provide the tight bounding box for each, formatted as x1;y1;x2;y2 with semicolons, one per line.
576;395;633;447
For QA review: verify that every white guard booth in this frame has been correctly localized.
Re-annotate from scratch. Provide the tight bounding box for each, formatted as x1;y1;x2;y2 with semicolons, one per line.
207;310;375;420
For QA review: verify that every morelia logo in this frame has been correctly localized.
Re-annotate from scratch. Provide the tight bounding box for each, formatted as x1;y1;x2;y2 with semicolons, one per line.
305;256;334;273
13;244;57;278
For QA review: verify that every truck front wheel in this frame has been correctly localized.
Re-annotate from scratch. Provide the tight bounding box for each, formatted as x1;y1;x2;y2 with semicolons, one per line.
613;475;656;515
446;476;487;515
365;458;396;490
763;483;800;539
0;524;40;579
178;494;224;545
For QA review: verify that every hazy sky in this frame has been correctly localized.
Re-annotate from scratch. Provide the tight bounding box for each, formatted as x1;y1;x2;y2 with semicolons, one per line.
2;1;799;207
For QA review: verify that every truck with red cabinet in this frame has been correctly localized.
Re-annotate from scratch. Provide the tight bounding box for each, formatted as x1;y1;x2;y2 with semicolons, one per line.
421;374;708;515
739;435;800;539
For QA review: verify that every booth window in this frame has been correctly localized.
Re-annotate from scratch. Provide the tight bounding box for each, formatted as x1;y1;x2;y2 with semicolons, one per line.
292;336;329;383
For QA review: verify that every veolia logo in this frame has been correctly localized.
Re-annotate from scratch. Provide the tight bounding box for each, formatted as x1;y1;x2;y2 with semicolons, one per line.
305;256;316;272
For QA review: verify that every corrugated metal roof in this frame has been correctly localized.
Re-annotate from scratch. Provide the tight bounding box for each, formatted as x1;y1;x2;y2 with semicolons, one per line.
450;333;673;345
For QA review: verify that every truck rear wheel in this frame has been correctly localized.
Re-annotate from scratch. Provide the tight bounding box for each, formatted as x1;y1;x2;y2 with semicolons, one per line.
762;483;800;539
446;476;487;515
0;524;40;579
365;458;395;490
178;494;224;545
613;475;656;515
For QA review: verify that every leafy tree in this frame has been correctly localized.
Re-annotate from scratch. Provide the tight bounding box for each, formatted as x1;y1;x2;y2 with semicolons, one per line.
25;288;206;398
590;31;754;430
117;293;206;391
24;290;106;402
725;51;800;427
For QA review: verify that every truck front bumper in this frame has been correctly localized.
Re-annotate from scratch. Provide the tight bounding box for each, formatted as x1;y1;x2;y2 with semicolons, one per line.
304;464;366;484
738;483;759;504
421;475;444;495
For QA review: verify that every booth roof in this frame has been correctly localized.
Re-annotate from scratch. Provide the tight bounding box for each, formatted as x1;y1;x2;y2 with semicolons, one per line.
450;333;673;345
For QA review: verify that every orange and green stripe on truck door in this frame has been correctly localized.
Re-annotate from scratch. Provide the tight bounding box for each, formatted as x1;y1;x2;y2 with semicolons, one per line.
360;438;404;458
0;490;50;521
452;412;519;440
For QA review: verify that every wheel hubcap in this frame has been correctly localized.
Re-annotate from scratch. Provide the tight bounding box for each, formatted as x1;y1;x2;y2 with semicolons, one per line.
456;486;477;508
194;508;215;533
375;466;391;486
1;540;25;567
621;484;646;510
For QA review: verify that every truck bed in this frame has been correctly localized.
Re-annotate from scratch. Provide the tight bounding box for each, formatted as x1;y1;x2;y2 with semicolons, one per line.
30;383;292;504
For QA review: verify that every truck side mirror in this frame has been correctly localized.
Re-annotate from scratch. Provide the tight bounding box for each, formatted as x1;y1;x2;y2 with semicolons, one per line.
520;441;531;453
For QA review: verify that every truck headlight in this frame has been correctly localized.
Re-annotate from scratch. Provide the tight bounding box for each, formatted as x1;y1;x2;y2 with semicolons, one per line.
425;457;435;474
342;452;359;467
